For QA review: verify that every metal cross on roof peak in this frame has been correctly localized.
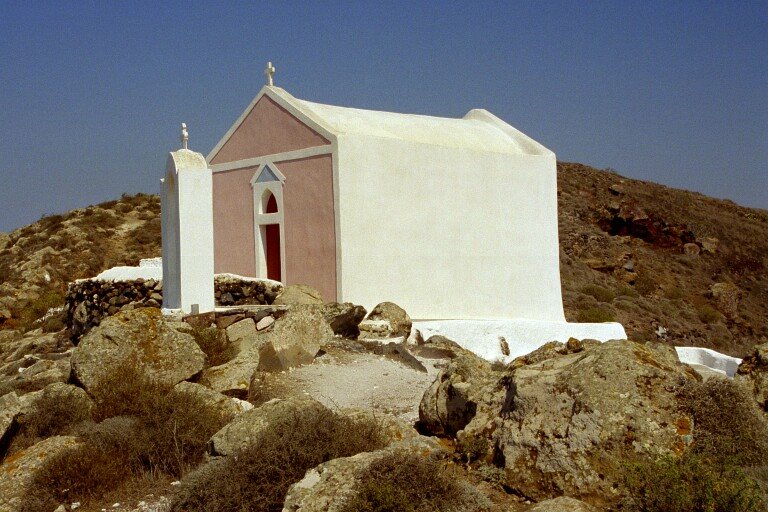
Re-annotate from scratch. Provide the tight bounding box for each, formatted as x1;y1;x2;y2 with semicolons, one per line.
265;61;276;86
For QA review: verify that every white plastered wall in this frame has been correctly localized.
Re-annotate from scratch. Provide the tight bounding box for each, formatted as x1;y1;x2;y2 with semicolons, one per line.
161;149;215;313
335;134;565;321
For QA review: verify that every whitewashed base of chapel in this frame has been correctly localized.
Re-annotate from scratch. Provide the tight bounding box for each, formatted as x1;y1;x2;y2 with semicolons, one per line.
414;319;627;363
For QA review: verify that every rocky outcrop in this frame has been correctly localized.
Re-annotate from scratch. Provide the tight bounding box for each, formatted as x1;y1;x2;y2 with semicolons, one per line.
736;341;768;410
710;281;742;320
0;330;72;395
360;302;412;338
201;306;331;396
71;308;205;397
529;497;598;512
169;381;251;420
420;339;700;504
272;284;324;305
322;303;367;339
0;435;82;511
208;397;328;457
418;350;497;436
597;198;696;249
256;306;331;372
0;392;21;453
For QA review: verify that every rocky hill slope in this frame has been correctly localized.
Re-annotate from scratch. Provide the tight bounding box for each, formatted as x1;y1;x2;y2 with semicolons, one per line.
0;164;766;355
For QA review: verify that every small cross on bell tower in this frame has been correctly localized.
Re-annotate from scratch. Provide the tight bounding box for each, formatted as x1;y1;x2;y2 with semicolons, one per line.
265;61;276;86
180;123;189;150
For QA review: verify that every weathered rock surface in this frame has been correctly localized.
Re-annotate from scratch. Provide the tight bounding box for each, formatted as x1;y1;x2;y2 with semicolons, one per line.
272;284;324;305
710;281;742;320
281;439;473;512
362;302;412;338
420;339;700;504
736;341;768;410
418;349;497;436
323;302;366;339
13;358;70;391
208;397;327;457
257;306;330;372
169;381;249;420
0;435;82;511
201;306;331;395
0;392;21;453
71;308;205;397
529;497;599;512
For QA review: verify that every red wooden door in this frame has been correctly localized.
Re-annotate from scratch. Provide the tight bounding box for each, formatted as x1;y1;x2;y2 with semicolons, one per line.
265;194;281;281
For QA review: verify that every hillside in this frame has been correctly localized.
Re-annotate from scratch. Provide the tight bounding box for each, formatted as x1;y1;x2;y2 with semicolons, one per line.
0;164;766;356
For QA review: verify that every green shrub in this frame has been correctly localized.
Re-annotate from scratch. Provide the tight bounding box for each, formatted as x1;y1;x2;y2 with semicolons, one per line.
170;406;387;512
664;286;685;300
697;305;722;324
577;307;615;323
623;452;763;512
581;284;616;303
339;451;489;512
617;284;639;298
17;289;65;332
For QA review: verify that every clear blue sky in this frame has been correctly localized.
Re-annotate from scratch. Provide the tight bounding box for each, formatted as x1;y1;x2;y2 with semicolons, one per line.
1;1;766;232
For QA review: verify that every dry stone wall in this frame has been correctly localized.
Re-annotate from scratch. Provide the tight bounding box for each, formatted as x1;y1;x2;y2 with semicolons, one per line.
65;275;283;342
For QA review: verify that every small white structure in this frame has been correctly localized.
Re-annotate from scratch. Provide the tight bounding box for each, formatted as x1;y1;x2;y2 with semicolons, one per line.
160;125;215;313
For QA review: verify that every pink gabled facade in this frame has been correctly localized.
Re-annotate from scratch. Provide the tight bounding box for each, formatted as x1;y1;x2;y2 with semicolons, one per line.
210;92;338;301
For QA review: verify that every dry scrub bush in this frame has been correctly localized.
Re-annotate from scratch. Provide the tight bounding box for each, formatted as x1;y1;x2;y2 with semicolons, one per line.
623;452;763;512
697;305;722;324
90;360;236;475
581;284;616;303
340;451;490;512
19;439;135;512
170;406;387;512
8;386;93;454
19;361;236;511
621;378;768;511
679;378;768;466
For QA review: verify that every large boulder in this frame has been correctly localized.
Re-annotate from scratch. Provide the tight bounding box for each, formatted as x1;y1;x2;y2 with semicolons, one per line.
418;349;497;436
361;302;412;338
323;303;367;339
169;381;250;420
272;285;324;305
256;306;330;372
71;308;205;397
736;341;768;410
208;397;328;457
420;340;700;504
0;435;82;511
201;306;331;395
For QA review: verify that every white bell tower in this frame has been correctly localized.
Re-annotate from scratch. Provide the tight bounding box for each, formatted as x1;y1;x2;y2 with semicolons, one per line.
160;123;215;313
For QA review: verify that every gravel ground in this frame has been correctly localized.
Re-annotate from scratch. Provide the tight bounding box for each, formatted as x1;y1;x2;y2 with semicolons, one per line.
270;346;446;424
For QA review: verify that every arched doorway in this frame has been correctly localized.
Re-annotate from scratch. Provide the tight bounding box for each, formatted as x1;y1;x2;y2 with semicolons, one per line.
264;193;281;281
